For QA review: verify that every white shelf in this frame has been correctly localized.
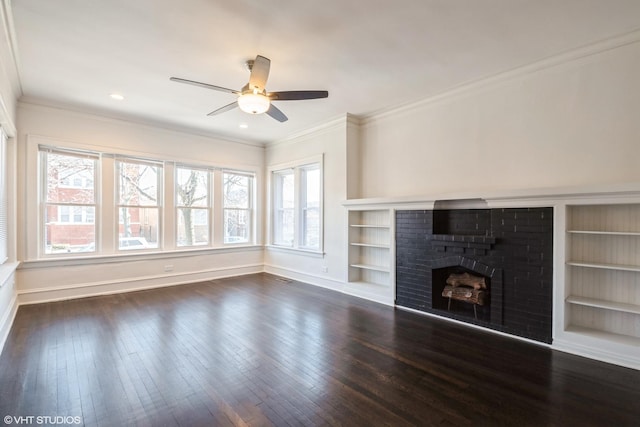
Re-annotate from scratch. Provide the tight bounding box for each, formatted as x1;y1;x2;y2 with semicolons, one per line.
349;224;390;229
347;280;389;288
350;242;390;249
564;325;640;347
566;296;640;315
567;261;640;272
567;230;640;236
350;263;390;273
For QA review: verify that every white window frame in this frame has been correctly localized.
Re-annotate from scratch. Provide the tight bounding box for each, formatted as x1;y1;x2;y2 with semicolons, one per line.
269;155;323;253
115;156;163;251
222;170;255;245
39;146;99;256
30;137;259;260
175;164;212;247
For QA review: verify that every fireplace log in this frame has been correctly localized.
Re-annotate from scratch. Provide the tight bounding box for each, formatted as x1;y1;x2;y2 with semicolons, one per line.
446;272;486;289
442;285;488;305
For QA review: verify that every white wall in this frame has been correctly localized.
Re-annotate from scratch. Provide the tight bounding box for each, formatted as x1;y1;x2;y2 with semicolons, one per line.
359;37;640;199
0;0;19;353
16;101;265;304
263;117;350;293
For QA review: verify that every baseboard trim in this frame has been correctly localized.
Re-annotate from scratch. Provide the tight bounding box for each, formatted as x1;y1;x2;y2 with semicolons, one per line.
263;264;395;307
553;338;640;371
263;264;344;293
18;264;264;305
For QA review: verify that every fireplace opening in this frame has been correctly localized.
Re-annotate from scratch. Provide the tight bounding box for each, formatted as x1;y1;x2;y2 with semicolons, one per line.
432;266;491;322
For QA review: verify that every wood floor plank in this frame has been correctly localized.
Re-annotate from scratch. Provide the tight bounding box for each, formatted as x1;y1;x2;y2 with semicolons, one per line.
1;273;640;426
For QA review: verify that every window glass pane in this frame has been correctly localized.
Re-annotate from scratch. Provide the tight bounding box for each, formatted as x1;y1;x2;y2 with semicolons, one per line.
46;153;95;203
303;208;320;248
118;207;159;249
303;166;320;208
177;208;209;246
43;150;97;255
301;166;320;249
223;172;252;244
223;173;250;209
118;161;159;206
224;209;249;243
44;207;96;254
176;167;208;207
176;167;210;247
276;208;295;246
273;170;295;246
280;172;294;209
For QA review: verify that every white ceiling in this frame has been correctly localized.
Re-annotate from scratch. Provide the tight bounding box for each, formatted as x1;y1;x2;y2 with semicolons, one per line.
11;0;640;144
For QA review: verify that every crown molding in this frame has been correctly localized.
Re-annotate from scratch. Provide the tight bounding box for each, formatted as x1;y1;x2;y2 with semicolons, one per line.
18;97;266;148
361;27;640;125
266;113;351;149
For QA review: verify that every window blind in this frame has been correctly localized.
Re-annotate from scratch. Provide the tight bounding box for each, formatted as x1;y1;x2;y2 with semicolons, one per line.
0;128;7;264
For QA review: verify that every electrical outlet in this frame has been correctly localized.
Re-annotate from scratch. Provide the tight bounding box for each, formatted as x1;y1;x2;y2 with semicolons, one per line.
322;266;328;273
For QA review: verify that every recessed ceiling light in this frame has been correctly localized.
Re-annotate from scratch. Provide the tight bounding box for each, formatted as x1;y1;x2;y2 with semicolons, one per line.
110;93;125;101
239;123;249;129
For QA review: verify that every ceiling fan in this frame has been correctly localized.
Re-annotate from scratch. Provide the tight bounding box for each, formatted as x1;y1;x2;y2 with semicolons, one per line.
170;55;328;122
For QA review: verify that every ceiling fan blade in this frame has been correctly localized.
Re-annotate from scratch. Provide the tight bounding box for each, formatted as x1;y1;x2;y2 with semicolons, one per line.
249;55;270;92
268;90;329;101
207;101;238;116
170;77;238;94
266;104;288;122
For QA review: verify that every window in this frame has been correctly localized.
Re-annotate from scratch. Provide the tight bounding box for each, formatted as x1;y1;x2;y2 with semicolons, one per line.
272;169;295;246
300;164;320;249
0;128;7;264
271;158;322;251
176;166;210;247
116;158;161;250
41;147;98;254
36;141;256;258
223;171;253;244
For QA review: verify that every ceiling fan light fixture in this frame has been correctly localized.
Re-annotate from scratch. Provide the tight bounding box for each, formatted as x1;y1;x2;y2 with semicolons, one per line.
237;93;270;114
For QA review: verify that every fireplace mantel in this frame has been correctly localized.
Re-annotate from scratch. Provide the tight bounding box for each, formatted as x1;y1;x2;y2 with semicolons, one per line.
343;182;640;210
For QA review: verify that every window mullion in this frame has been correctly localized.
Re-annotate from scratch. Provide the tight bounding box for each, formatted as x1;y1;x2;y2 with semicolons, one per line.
294;167;302;249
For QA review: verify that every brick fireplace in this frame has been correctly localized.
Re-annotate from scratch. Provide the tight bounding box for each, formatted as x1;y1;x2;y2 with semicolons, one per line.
395;207;553;343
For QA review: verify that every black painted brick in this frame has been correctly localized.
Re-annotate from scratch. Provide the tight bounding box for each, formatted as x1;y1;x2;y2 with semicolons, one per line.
395;207;553;344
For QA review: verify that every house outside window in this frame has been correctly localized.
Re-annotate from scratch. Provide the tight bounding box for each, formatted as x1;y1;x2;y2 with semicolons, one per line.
41;148;98;254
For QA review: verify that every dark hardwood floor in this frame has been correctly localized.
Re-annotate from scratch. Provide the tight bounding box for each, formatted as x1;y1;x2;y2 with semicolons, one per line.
1;273;639;426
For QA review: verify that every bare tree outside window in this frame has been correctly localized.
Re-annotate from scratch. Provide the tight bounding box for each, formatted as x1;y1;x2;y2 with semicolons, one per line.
223;172;252;243
117;160;160;250
176;167;209;246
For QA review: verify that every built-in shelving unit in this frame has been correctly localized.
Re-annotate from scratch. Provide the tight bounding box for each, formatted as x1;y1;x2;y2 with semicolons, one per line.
343;185;640;369
344;207;395;304
564;204;640;350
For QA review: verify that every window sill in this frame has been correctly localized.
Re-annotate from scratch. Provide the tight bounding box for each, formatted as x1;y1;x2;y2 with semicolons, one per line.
20;245;263;269
265;245;325;258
